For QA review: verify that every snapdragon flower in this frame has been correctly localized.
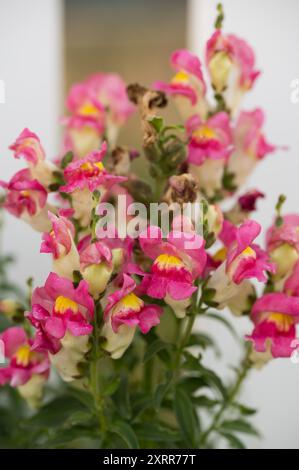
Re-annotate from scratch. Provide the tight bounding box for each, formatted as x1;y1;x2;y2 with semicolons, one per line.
0;327;49;407
27;273;94;382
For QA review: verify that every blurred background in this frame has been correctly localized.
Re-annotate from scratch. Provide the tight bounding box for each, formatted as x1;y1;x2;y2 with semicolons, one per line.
0;0;299;448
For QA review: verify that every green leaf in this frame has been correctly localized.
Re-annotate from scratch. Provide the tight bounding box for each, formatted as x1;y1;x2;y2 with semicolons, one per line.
28;395;87;428
134;423;181;443
220;419;259;436
233;403;257;416
219;431;246;449
111;421;139;449
63;410;96;429
179;376;207;395
222;167;237;191
192;395;220;408
104;377;121;397
41;426;100;449
143;339;172;364
162;124;185;133
182;351;202;370
112;376;132;420
174;388;200;447
188;333;221;356
201;287;217;304
66;386;95;411
148;116;164;133
61;151;74;169
196;364;227;399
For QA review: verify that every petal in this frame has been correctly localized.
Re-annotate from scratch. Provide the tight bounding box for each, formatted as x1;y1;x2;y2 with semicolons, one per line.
138;305;162;334
0;327;27;358
45;317;66;339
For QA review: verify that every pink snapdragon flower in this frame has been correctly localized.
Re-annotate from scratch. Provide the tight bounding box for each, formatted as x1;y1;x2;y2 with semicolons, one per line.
153;49;208;119
41;211;80;280
10;128;57;187
101;274;162;359
226;190;265;225
60;142;126;226
78;228;133;298
246;293;299;358
228;109;276;188
27;272;94;382
0;327;49;407
0;169;51;232
187;112;233;196
208;219;275;307
78;235;115;299
266;215;299;282
206;30;260;113
238;190;265;212
139;225;207;318
10;128;45;164
86;73;135;128
60;142;125;193
66;82;105;124
63;83;106;159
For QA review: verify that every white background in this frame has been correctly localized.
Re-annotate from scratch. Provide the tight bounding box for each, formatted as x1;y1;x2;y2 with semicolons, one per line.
0;0;299;448
0;0;63;283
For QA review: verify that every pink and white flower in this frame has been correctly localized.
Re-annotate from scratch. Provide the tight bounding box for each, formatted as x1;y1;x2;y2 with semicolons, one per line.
228;109;276;188
139;225;207;318
187;112;233;196
0;169;52;232
86;73;135;131
40;211;80;280
0;327;49;407
153;49;208;120
78;228;134;298
266;215;299;282
27;272;94;382
246;293;299;358
63;83;105;159
63;73;134;157
10;128;57;187
206;31;260;113
101;274;162;359
78;235;114;298
208;219;275;306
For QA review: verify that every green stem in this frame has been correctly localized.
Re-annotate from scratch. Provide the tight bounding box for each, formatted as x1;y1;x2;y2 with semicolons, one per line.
199;350;251;448
173;286;203;382
173;312;196;382
180;314;196;351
